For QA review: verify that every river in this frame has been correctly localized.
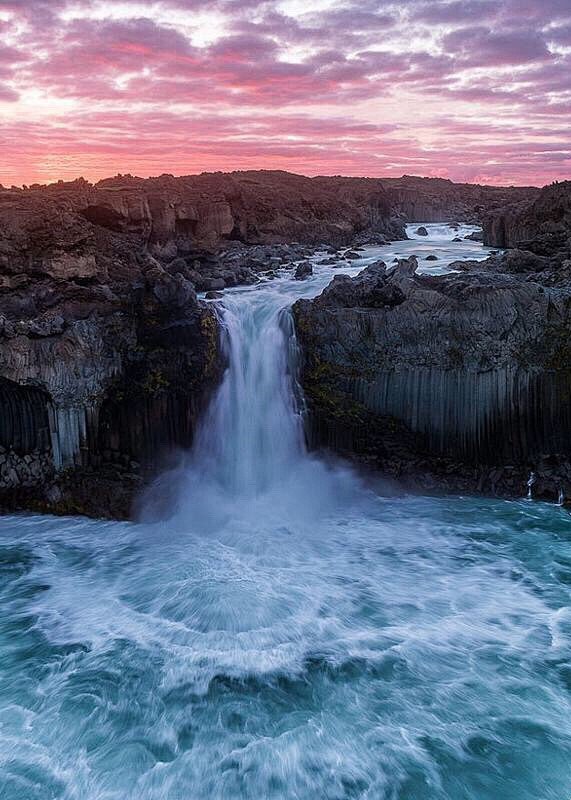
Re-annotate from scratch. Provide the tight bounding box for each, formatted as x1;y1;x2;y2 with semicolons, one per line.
1;224;570;799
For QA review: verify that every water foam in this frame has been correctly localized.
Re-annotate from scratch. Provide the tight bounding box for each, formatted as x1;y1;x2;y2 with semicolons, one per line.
1;228;570;800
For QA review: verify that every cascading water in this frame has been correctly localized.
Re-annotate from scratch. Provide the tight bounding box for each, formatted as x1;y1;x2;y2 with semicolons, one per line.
1;226;570;800
141;278;362;532
527;470;536;500
190;299;305;496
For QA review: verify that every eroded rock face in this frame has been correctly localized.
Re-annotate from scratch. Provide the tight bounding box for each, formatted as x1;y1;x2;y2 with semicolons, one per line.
0;205;223;517
483;180;571;258
293;255;571;501
379;175;537;224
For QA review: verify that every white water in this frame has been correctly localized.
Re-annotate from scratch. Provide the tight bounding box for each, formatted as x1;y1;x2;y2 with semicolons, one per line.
1;225;571;800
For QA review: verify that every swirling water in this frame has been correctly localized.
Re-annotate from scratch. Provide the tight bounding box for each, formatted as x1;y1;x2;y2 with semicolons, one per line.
1;225;570;800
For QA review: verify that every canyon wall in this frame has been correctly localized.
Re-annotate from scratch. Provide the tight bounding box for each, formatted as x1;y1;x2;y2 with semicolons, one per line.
0;169;552;515
0;186;223;517
380;176;537;223
293;255;571;500
483;180;571;256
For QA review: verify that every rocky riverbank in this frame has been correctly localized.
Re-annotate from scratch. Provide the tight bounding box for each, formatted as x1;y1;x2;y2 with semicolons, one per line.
483;179;571;257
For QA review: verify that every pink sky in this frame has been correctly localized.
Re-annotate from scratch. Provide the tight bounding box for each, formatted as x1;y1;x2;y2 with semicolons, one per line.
0;0;570;186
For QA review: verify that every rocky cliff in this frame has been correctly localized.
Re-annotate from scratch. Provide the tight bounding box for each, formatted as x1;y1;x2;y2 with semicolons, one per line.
0;169;551;516
380;176;537;224
293;254;571;501
3;169;406;253
0;197;223;517
483;180;571;258
0;169;411;517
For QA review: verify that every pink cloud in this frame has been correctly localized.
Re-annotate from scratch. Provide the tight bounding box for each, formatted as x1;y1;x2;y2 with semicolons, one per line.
0;0;569;186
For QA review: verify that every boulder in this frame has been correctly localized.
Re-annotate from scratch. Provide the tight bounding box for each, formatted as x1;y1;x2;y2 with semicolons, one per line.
415;226;429;236
294;262;313;280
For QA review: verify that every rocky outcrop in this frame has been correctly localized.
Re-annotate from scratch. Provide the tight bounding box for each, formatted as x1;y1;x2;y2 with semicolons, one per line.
0;200;223;517
380;175;537;224
1;170;406;256
483;180;571;258
293;255;571;502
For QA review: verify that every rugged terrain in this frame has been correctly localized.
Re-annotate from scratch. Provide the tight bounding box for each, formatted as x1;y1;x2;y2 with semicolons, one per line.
0;170;557;516
380;175;537;224
0;169;409;516
294;181;571;502
483;179;571;256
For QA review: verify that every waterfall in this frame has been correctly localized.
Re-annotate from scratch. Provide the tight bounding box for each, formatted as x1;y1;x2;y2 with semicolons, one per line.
140;282;360;529
140;223;492;528
191;295;306;496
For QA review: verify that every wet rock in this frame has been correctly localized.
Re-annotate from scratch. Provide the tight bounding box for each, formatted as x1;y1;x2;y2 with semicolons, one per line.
425;255;438;261
308;260;406;309
416;226;429;236
483;180;571;256
295;262;313;280
464;230;483;241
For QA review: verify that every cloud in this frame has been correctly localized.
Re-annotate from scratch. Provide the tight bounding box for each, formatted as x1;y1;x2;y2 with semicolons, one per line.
0;83;18;101
0;0;569;185
443;26;553;66
412;1;498;24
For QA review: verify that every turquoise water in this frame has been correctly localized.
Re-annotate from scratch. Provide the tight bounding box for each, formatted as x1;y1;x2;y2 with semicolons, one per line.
1;225;570;798
1;497;570;799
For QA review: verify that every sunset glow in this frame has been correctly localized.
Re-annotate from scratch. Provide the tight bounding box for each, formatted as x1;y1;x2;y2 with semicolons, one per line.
1;0;570;186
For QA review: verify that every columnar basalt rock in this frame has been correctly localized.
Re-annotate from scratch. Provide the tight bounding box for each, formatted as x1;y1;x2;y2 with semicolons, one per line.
379;176;537;224
0;170;550;516
293;255;571;502
0;187;224;517
483;180;571;256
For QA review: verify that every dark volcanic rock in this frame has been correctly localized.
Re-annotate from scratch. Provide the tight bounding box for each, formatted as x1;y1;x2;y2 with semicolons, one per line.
380;175;537;224
483;180;571;257
0;192;223;518
294;261;313;280
312;259;409;308
415;226;429;236
293;255;571;502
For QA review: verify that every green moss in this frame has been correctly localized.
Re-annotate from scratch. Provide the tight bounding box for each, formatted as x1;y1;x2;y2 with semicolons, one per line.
303;357;368;423
141;369;170;394
200;311;220;377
